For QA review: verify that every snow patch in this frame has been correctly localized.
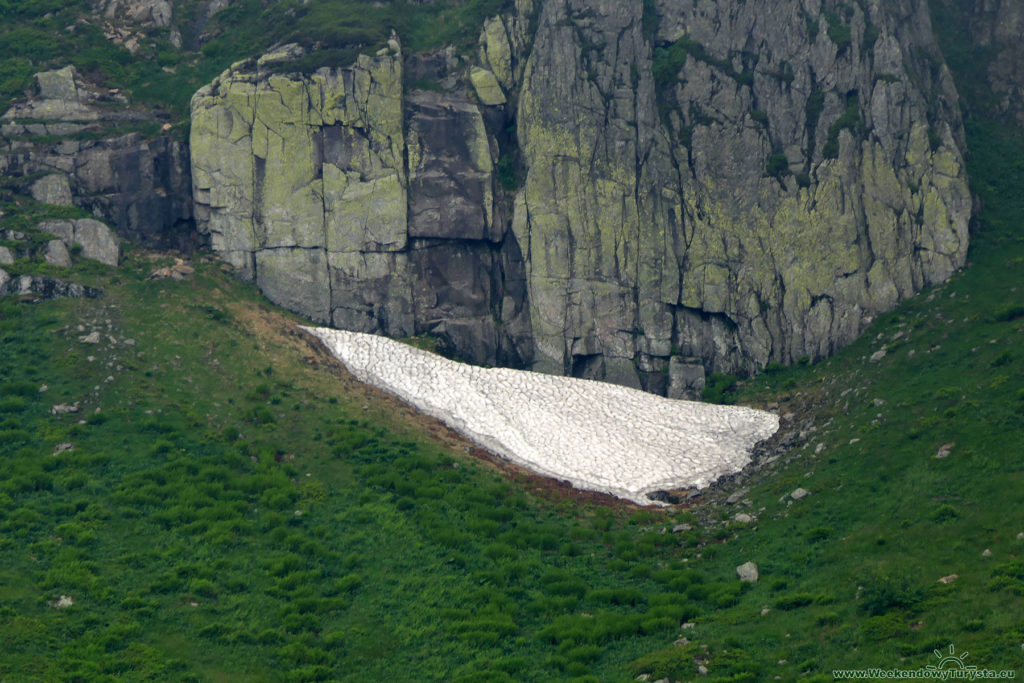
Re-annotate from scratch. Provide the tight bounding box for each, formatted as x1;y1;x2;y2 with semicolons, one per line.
305;327;778;505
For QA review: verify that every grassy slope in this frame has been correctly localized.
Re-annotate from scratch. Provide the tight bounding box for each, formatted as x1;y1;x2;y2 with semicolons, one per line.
2;3;1023;682
1;216;757;682
3;102;1022;679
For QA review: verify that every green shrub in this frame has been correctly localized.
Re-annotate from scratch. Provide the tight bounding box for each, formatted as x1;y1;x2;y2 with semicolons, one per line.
862;613;909;641
703;373;739;404
860;568;923;615
629;641;701;680
248;405;275;424
541;575;588;599
189;578;218;599
823;93;861;159
825;11;851;49
0;381;37;396
334;573;363;593
993;304;1024;322
0;428;31;446
496;151;522;192
805;525;834;542
0;397;27;413
585;587;646;606
774;593;817;610
987;560;1024;594
765;154;790;179
930;504;960;523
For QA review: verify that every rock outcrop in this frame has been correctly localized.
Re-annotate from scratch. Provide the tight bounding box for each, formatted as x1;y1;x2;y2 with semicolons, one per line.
1;66;194;249
0;268;104;300
190;0;971;392
100;0;173;28
191;43;532;366
511;0;969;389
39;219;120;267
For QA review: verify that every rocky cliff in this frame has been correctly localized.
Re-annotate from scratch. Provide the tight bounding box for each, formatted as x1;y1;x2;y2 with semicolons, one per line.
190;0;972;396
1;66;194;249
191;43;532;367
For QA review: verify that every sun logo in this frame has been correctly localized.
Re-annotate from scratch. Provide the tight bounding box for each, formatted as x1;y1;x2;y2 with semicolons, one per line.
926;644;977;671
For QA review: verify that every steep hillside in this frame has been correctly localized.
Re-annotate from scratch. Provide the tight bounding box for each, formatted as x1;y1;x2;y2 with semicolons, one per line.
1;1;1022;681
2;96;1023;679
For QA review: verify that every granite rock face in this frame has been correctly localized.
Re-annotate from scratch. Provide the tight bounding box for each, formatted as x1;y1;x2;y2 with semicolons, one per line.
1;66;194;249
100;0;173;27
191;0;972;391
512;0;969;387
191;43;532;366
0;269;104;300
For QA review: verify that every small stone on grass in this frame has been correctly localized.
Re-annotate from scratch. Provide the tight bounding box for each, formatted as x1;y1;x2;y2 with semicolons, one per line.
790;487;811;501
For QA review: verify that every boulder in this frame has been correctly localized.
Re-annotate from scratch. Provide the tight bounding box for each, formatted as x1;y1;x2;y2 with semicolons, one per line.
30;174;74;206
470;66;507;105
35;66;79;101
725;489;749;504
736;562;759;583
71;219;119;266
101;0;172;27
51;595;74;609
790;487;811;501
43;240;72;268
39;218;119;267
38;220;75;244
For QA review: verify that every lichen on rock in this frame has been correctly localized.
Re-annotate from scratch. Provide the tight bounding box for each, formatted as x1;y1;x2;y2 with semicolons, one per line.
191;0;972;394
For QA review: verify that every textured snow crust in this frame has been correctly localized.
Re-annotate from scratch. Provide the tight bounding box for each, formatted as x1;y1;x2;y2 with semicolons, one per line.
305;327;779;505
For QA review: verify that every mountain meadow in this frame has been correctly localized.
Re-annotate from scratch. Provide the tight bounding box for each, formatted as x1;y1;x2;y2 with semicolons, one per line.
2;0;1023;681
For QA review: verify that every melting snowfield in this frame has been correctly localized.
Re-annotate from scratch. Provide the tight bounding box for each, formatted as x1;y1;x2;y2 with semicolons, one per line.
305;327;779;505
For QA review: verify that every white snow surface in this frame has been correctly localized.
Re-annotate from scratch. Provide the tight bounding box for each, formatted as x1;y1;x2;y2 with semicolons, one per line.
305;327;779;505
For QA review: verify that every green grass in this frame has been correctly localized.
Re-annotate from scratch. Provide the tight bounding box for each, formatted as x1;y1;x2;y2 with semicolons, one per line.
0;217;758;681
4;105;1022;675
1;1;1023;680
